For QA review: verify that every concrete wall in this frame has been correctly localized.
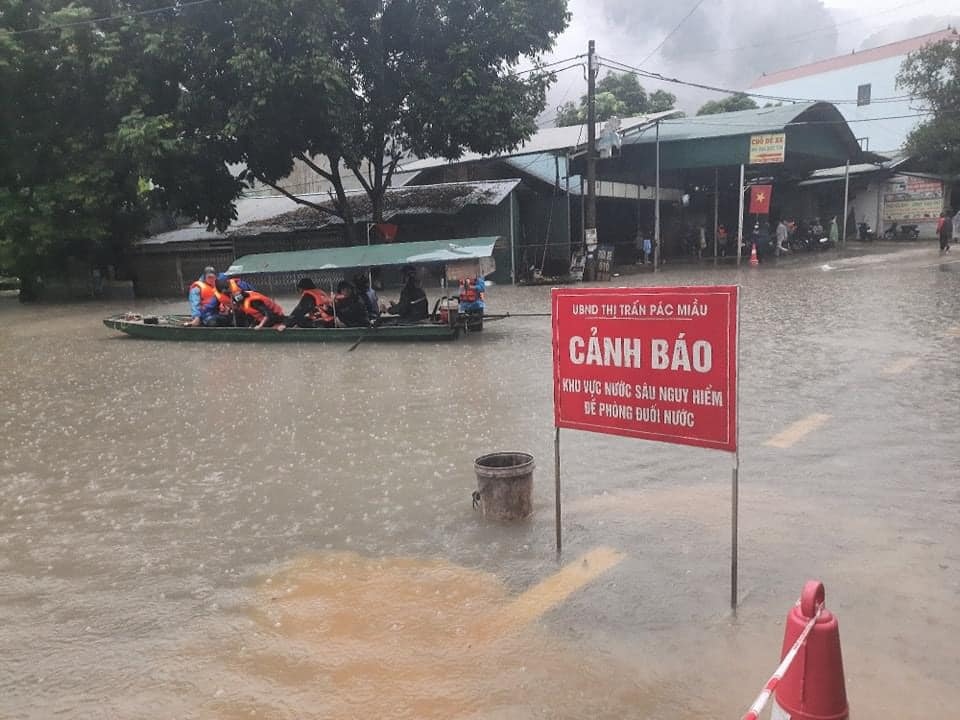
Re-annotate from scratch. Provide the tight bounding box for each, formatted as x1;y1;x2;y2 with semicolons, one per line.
751;56;917;153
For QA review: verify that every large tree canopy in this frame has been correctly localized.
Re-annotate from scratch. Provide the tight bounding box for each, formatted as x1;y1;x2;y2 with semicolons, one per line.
125;0;571;236
555;71;676;127
0;0;151;296
898;39;960;176
696;93;759;116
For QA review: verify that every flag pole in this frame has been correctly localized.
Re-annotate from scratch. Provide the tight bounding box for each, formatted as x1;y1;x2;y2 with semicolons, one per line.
737;164;745;266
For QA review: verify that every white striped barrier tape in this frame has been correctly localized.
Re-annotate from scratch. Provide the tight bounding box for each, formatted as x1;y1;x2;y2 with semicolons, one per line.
741;601;823;720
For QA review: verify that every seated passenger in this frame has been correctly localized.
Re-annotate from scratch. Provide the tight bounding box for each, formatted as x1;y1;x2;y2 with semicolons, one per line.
387;267;428;321
217;273;254;296
287;278;334;328
233;290;287;331
187;266;232;327
458;276;486;314
331;281;370;328
354;272;380;322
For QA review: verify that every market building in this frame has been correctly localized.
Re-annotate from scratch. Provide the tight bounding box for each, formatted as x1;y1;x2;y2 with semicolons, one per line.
592;102;868;259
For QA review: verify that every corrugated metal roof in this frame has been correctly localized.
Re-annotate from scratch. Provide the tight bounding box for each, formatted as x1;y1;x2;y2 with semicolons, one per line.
226;237;499;275
399;111;679;173
622;103;821;144
141;180;518;246
797;155;919;186
749;28;958;88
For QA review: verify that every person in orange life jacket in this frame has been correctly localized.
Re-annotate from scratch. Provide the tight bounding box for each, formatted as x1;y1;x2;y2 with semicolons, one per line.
287;278;334;328
458;276;485;314
216;273;254;297
232;290;287;331
186;266;230;327
331;280;370;328
214;275;255;322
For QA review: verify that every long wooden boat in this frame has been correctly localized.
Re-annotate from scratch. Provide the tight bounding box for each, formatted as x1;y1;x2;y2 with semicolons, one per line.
107;236;501;343
104;314;460;342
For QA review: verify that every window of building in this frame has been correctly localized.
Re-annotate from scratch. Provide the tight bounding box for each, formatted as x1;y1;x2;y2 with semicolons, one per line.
857;83;871;106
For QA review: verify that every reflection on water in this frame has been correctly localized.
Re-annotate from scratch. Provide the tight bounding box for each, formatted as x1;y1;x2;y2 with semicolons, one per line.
1;247;959;718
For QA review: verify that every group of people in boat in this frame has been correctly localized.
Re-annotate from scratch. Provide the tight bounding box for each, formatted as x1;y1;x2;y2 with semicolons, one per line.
186;265;430;331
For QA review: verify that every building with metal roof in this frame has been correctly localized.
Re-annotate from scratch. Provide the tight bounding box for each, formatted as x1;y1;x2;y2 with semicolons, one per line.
619;102;865;172
749;28;958;153
129;181;523;295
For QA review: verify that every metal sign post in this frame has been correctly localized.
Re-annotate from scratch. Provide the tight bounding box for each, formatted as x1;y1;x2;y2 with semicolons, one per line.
554;427;562;555
552;286;741;608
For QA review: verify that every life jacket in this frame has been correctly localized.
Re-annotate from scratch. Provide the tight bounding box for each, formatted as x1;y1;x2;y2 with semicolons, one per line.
302;289;334;322
459;279;479;303
239;291;285;322
190;280;224;308
225;278;246;295
459;279;485;307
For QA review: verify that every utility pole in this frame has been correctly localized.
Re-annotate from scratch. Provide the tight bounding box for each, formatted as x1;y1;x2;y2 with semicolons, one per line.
585;40;597;242
654;119;661;272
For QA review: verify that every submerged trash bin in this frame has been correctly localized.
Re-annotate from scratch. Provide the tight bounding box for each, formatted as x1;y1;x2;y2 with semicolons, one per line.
473;452;534;521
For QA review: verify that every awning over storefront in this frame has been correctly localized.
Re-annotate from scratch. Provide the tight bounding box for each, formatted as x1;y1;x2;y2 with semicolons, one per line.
226;237;499;275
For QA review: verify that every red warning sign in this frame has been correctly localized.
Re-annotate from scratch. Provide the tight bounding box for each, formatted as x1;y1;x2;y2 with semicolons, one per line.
552;286;739;452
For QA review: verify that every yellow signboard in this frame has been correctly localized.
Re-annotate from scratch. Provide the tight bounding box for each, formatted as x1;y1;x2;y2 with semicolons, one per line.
749;133;786;164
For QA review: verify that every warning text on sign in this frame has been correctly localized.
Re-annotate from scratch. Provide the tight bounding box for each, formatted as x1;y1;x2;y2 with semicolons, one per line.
552;286;739;452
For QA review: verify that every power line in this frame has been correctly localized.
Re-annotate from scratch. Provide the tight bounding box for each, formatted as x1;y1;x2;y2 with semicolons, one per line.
0;0;220;36
640;0;708;66
648;111;937;129
598;56;917;106
513;55;587;76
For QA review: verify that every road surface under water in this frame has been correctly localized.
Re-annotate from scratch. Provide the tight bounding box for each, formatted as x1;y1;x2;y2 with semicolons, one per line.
1;243;958;718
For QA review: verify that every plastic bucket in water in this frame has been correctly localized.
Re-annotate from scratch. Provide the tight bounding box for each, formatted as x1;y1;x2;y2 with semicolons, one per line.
474;452;534;521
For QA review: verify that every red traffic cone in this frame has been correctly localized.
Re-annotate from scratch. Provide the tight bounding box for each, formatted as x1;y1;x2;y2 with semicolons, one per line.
772;581;849;720
749;243;759;266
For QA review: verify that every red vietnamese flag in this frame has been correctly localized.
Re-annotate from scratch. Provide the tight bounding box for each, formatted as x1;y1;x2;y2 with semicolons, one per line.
749;185;772;214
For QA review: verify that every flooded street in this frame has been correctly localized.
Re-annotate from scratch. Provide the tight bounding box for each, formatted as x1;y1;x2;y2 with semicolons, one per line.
2;244;958;719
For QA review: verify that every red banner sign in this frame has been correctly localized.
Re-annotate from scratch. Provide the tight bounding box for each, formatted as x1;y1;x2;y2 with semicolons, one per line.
749;185;772;215
552;286;739;452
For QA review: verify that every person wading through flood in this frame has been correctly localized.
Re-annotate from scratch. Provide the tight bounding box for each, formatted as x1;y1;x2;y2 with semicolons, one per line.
232;289;287;331
937;210;952;254
287;278;334;328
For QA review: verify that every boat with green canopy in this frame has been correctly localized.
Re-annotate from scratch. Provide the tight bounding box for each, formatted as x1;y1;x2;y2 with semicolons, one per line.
104;237;499;342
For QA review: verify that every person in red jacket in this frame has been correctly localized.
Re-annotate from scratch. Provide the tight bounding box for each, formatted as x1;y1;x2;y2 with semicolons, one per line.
233;290;287;331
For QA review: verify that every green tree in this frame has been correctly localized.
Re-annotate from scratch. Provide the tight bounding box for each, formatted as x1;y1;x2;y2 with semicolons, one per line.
649;90;678;113
126;0;570;237
898;39;960;175
696;93;759;116
0;0;151;297
554;71;676;126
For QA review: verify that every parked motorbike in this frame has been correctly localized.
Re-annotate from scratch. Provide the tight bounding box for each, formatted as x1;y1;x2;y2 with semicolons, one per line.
883;223;920;241
858;222;876;241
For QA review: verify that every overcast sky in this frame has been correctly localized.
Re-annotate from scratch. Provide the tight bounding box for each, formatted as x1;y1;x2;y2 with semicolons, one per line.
540;0;960;115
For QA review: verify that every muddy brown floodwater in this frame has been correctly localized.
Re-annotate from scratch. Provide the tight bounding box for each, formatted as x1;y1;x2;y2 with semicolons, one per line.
1;245;958;719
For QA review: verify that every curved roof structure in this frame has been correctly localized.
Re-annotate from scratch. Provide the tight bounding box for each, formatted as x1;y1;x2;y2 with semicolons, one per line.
620;102;865;171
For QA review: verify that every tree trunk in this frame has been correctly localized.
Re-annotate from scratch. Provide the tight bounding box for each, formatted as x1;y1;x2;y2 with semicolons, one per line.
327;157;358;244
371;154;385;224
